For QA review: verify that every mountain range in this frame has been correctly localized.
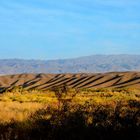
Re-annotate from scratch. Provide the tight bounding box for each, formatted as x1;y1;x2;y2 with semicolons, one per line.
0;55;140;75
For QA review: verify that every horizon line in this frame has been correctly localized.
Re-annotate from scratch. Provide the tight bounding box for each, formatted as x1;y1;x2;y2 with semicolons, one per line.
0;54;140;61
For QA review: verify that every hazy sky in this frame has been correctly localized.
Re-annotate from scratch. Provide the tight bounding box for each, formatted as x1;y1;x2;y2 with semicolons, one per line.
0;0;140;60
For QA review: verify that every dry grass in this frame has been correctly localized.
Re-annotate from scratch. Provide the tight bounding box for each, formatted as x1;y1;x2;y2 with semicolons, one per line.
0;87;140;139
0;102;44;123
0;87;139;123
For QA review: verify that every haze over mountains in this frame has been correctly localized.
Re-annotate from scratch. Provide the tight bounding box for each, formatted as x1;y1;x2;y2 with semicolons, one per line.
0;55;140;75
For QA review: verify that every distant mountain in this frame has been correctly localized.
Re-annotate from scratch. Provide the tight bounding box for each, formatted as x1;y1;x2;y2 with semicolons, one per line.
0;55;140;75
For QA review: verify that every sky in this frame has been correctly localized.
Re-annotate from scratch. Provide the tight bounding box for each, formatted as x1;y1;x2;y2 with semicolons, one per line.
0;0;140;60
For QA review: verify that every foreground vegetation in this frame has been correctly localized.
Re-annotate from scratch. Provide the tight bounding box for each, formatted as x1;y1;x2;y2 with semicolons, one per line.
0;87;140;140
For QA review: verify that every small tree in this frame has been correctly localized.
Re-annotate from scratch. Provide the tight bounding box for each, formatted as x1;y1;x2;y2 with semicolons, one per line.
51;84;78;111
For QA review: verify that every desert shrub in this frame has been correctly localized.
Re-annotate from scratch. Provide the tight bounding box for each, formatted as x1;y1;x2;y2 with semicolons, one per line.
0;87;140;139
0;103;140;140
128;100;140;108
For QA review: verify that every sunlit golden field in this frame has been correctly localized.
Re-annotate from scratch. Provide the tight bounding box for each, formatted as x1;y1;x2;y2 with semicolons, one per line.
0;88;140;124
0;87;140;139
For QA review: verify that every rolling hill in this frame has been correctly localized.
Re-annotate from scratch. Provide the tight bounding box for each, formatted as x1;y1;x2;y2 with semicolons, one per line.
0;72;140;92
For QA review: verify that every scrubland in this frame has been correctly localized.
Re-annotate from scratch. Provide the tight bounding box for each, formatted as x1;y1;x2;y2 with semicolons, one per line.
0;87;140;140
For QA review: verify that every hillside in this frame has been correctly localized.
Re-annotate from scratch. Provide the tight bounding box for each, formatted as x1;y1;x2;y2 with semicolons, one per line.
0;72;140;92
0;55;140;74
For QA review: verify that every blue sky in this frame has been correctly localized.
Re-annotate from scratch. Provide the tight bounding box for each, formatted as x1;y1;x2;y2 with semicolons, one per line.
0;0;140;60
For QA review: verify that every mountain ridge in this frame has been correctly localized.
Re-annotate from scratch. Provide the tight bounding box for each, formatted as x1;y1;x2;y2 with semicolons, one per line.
0;55;140;74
